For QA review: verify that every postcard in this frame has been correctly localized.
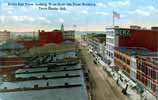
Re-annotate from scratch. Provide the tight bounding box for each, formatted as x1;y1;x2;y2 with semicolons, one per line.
0;0;158;100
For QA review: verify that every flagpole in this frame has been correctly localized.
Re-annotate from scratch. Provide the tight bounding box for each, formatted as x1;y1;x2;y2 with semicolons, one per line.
113;11;115;28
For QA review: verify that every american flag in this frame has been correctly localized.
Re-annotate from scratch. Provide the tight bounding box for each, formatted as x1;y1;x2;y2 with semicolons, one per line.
113;11;120;19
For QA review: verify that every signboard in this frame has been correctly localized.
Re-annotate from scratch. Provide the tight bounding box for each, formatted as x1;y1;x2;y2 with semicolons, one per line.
116;29;132;37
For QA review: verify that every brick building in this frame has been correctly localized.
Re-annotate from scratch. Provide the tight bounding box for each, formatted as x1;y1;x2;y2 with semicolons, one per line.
0;57;29;65
136;54;158;96
118;29;158;52
18;30;64;48
114;47;149;80
38;30;63;46
106;27;158;67
114;47;158;97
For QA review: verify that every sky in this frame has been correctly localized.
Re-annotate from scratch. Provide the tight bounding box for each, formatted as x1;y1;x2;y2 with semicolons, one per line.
0;0;158;32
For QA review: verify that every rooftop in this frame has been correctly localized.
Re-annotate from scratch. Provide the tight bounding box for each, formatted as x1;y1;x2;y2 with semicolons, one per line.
0;87;88;100
115;47;150;56
0;63;88;100
106;27;158;32
0;51;7;57
0;41;25;50
138;52;158;64
115;47;158;64
19;43;77;57
87;34;106;43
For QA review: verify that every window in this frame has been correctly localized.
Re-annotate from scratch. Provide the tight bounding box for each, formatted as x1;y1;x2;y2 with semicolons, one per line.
147;68;152;77
127;59;130;65
154;71;158;80
122;57;125;62
156;84;158;92
147;79;151;88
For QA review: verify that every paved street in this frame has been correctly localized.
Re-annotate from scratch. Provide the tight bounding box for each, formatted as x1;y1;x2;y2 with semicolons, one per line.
80;46;128;100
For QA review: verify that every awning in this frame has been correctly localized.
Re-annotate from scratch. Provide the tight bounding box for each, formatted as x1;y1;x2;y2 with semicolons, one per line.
99;60;106;66
118;71;136;87
88;49;93;52
99;60;112;71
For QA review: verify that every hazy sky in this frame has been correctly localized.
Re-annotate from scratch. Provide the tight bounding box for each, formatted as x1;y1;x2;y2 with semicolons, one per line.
0;0;158;31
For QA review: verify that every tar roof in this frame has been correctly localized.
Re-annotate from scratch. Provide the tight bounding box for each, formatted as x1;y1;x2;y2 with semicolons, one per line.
0;41;25;50
115;47;150;56
0;64;88;100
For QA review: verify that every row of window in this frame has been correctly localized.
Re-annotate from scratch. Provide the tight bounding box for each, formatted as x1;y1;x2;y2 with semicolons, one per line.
106;38;114;44
88;40;99;47
106;44;114;51
115;53;130;65
137;62;158;80
137;73;158;92
106;31;115;37
107;51;114;58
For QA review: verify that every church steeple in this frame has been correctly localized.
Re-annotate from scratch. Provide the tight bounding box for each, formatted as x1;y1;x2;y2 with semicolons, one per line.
61;24;64;32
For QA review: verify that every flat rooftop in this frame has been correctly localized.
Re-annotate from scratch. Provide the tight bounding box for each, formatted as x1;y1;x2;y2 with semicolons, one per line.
115;47;150;56
0;87;88;100
115;47;158;64
0;64;89;100
106;27;158;32
138;52;158;64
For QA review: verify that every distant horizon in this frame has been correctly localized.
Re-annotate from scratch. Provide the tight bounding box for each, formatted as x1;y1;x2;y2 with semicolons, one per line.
0;25;156;32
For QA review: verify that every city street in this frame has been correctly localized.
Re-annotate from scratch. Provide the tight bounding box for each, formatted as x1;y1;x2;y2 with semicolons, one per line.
80;46;128;100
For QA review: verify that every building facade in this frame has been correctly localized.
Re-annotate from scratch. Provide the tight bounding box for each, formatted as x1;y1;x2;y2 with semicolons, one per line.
114;47;158;98
0;31;10;44
114;47;150;81
106;27;158;67
136;54;158;97
38;30;63;45
106;28;119;66
63;31;75;41
86;34;106;60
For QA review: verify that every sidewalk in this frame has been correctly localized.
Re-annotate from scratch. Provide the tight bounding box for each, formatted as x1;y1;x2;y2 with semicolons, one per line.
85;47;140;100
81;37;157;100
97;58;157;100
81;46;127;100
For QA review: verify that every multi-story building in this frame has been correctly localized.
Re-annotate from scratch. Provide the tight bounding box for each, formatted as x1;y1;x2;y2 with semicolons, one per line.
106;27;158;67
86;34;106;60
38;30;63;45
114;47;158;98
136;53;158;97
105;28;118;66
114;47;150;81
0;31;10;44
18;30;64;48
63;31;75;41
